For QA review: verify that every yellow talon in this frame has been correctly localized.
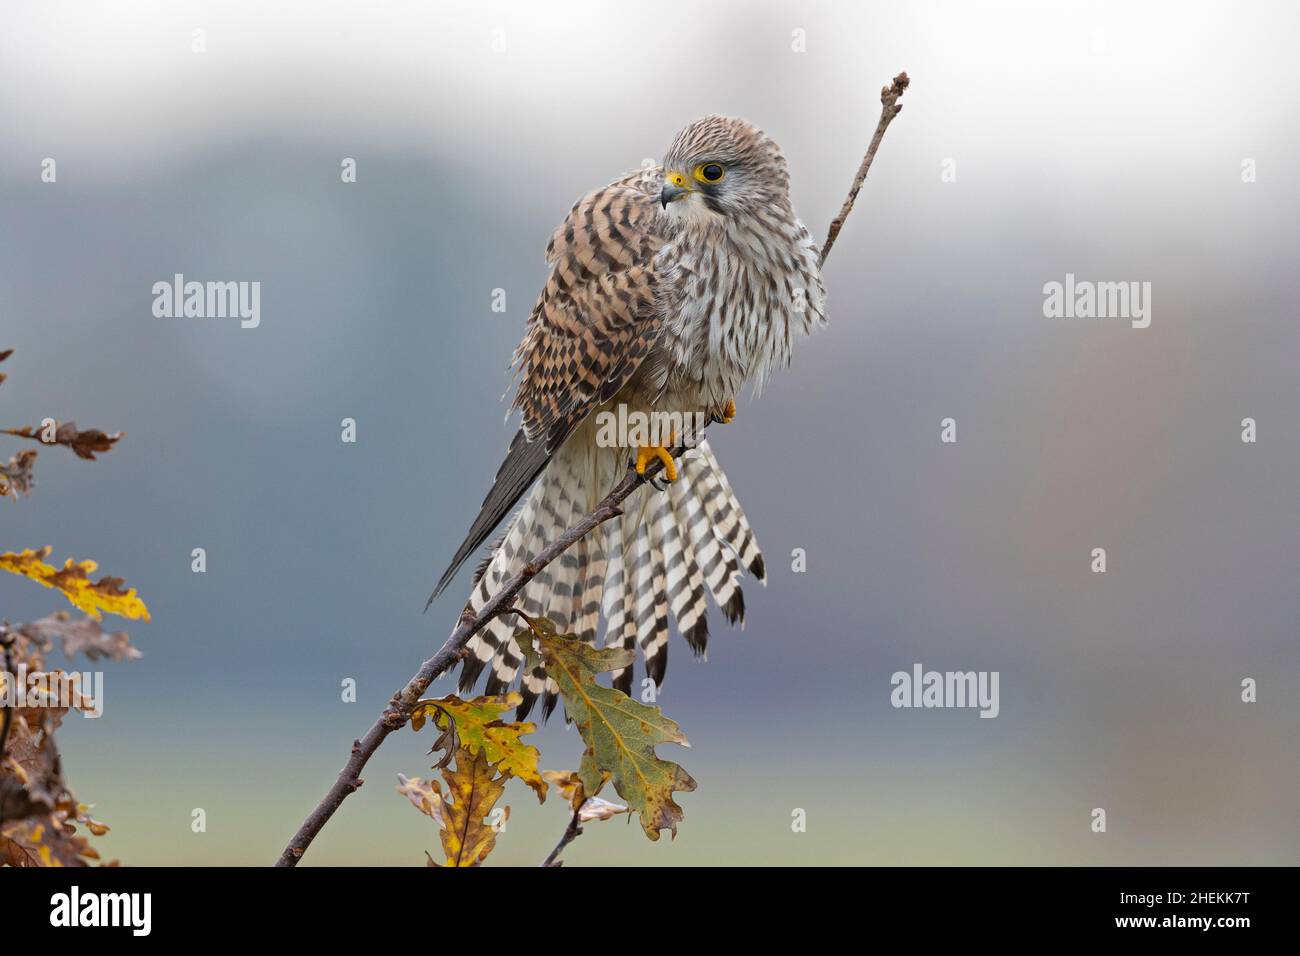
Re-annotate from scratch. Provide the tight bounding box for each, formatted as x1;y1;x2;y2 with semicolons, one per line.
635;444;677;482
721;399;736;424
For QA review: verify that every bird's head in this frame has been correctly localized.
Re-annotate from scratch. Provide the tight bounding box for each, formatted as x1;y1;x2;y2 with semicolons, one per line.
659;116;791;221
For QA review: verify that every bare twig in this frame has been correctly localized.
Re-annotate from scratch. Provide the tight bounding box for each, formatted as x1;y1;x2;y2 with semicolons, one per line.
0;631;13;759
277;73;908;867
540;808;584;868
819;71;909;268
0;630;13;832
274;463;658;867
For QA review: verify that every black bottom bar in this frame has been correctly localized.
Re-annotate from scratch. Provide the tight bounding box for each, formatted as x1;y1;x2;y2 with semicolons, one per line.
0;866;1280;940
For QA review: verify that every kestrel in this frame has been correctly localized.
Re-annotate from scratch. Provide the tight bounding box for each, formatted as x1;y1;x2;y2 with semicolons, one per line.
431;116;827;717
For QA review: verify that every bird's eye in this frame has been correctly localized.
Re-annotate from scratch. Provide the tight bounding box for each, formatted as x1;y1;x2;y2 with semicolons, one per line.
695;163;725;184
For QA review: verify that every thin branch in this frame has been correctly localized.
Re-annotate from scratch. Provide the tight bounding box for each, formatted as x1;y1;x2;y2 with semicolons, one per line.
819;71;909;268
0;631;13;833
274;463;657;867
276;73;908;867
0;633;13;759
540;808;584;868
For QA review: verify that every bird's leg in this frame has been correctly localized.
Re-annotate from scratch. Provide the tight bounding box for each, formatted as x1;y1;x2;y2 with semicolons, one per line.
635;432;678;483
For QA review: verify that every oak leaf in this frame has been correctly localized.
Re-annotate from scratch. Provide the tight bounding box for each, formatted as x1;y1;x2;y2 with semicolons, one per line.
2;421;122;460
542;770;630;822
18;611;142;663
0;712;64;826
0;449;36;498
0;813;102;867
411;692;545;802
526;621;696;840
0;834;42;866
396;773;444;827
433;748;508;867
576;796;629;822
0;548;151;621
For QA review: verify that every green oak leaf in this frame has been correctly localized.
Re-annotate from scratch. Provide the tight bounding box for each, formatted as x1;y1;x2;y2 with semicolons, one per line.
524;619;695;840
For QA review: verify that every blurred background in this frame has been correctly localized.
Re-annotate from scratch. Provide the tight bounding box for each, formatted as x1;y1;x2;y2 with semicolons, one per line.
1;0;1297;865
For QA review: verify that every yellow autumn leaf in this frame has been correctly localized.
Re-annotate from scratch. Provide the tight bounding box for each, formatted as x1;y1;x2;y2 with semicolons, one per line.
411;692;546;802
434;747;508;868
0;548;150;622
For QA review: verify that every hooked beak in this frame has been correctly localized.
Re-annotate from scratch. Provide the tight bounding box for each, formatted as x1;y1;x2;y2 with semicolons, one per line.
660;170;692;208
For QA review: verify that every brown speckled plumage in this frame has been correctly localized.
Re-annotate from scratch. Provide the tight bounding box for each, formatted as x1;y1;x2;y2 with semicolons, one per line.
433;116;826;717
512;168;669;453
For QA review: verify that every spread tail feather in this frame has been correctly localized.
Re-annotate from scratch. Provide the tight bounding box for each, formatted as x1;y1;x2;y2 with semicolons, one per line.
456;439;762;718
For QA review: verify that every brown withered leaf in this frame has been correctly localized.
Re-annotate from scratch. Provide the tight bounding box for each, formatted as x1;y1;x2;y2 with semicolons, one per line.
434;747;508;867
576;796;629;822
0;718;108;867
543;769;595;812
0;668;78;733
0;832;42;866
395;773;444;827
0;449;36;498
0;627;45;674
3;421;122;460
57;799;110;839
19;611;141;663
0;813;101;867
0;713;63;825
542;770;629;822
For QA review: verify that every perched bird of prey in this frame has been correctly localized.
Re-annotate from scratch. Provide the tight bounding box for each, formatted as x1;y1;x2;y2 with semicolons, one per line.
430;116;826;718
